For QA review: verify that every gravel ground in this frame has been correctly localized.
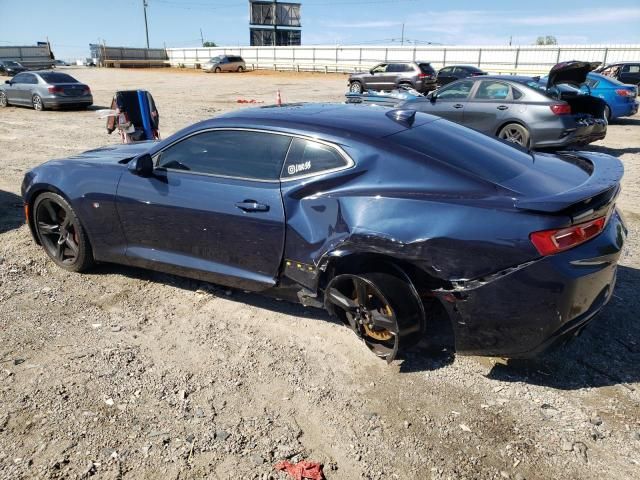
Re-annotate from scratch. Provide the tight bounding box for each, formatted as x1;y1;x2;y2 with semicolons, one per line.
0;68;639;480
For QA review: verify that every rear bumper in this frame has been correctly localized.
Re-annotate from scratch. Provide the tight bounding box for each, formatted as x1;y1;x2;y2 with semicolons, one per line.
532;116;607;149
439;209;626;357
611;101;638;119
43;95;93;107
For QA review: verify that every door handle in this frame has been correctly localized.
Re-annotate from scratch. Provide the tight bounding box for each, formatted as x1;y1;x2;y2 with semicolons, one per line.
497;105;509;110
235;200;269;212
453;104;464;109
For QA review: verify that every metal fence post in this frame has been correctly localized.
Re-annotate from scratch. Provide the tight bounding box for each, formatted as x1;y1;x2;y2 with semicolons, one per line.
412;47;416;61
443;48;447;66
603;47;609;65
514;47;520;70
359;48;362;66
385;48;388;62
478;48;482;67
556;47;561;63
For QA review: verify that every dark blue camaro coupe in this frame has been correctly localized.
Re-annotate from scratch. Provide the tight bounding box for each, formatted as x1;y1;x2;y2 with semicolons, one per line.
22;104;626;361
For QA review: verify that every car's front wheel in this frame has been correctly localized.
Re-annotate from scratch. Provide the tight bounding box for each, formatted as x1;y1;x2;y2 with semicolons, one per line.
604;105;611;123
498;123;530;148
0;91;7;107
32;94;44;111
325;271;424;362
349;81;363;94
214;67;222;73
33;192;94;272
237;66;245;72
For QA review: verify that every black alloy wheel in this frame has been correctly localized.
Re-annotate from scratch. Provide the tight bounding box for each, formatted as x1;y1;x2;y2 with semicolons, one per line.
33;192;94;272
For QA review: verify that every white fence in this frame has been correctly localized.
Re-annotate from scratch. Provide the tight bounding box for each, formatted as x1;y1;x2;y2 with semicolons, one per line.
167;44;640;75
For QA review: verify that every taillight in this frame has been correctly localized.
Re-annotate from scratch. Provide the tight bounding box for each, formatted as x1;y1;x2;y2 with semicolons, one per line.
418;73;432;79
83;86;91;94
615;89;633;97
550;103;571;115
530;217;606;256
48;86;64;94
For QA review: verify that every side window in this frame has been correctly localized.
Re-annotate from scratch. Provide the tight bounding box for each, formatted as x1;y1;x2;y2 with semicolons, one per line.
387;64;404;73
11;73;28;84
452;67;466;75
627;65;640;73
26;74;38;84
439;67;452;75
371;64;386;74
512;87;523;100
157;130;291;180
282;138;350;179
474;81;510;100
436;80;474;100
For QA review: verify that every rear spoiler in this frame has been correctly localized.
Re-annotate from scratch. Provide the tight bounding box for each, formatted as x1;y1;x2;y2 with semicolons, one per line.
514;152;624;213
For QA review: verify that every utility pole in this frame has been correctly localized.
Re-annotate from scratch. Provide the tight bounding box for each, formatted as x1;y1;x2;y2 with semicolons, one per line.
200;28;204;46
401;23;405;47
509;35;512;46
142;0;150;48
273;0;278;47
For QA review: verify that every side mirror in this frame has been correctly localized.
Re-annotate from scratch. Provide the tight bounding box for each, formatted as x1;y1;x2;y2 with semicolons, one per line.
128;153;154;177
369;69;375;75
428;91;437;102
4;80;10;85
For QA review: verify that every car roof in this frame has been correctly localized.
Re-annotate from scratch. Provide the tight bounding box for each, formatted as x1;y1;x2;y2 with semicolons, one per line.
212;103;440;140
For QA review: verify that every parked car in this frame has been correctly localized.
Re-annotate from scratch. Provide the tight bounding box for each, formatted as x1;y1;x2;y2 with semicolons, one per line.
203;55;246;73
400;70;607;149
596;62;640;86
0;71;93;111
53;59;70;67
0;60;26;76
537;72;638;121
22;104;625;361
348;61;437;94
436;65;487;86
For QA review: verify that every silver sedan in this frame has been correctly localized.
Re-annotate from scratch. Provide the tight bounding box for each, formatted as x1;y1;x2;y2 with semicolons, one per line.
0;70;93;111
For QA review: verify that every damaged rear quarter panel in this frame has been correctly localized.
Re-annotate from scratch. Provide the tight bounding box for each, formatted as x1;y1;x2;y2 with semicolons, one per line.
279;140;554;292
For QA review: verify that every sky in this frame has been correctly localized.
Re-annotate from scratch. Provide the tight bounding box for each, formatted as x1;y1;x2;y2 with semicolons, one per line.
1;0;639;60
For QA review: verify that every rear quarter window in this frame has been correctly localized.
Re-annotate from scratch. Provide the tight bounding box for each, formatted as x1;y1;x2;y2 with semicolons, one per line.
281;138;350;179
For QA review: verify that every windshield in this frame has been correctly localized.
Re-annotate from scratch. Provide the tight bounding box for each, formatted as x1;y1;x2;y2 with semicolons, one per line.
4;61;21;67
38;72;78;83
208;56;222;63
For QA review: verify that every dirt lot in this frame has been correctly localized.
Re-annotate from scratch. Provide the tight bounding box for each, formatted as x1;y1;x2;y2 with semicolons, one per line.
1;68;639;480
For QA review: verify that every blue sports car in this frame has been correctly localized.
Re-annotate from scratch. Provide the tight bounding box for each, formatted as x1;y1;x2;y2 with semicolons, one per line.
584;72;638;121
538;72;638;121
21;104;626;361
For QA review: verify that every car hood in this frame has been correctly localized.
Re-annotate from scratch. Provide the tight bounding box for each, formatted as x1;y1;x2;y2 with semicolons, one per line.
66;142;156;163
546;61;601;88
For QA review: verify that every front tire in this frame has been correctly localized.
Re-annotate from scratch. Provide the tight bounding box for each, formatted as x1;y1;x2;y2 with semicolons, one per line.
349;81;363;94
32;94;44;111
237;66;245;73
603;105;611;123
498;123;530;148
214;67;221;73
33;192;94;272
0;91;7;107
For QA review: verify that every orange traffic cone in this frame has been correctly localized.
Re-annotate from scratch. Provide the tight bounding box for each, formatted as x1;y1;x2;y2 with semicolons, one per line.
276;89;282;106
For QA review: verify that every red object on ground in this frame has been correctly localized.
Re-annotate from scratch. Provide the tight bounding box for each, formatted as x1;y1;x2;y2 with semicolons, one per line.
274;460;324;480
236;99;264;104
276;89;282;106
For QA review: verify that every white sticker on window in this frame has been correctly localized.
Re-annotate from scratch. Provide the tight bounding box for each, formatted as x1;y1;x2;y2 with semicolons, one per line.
287;161;311;175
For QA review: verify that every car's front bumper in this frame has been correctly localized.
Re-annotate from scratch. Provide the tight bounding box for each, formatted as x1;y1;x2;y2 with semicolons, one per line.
438;209;626;357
